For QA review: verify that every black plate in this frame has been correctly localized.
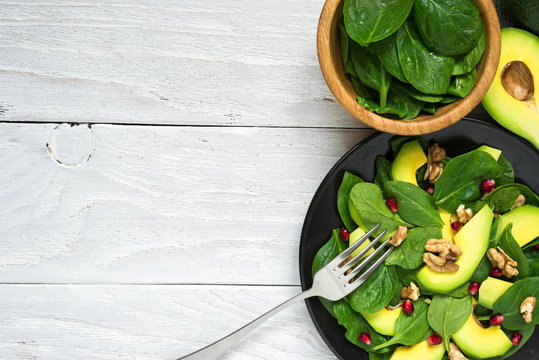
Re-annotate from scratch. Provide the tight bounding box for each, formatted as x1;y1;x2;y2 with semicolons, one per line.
299;118;539;360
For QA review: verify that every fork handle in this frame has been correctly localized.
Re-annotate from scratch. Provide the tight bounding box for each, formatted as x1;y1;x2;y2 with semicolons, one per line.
177;287;317;360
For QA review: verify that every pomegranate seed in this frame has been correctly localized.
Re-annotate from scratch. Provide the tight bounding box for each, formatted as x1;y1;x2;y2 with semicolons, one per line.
511;332;523;346
340;227;350;242
424;186;434;195
468;281;481;296
427;333;443;345
535;243;539;250
493;212;500;219
450;221;462;232
402;299;414;315
481;179;496;195
386;198;398;213
489;314;504;326
490;267;503;277
358;332;371;346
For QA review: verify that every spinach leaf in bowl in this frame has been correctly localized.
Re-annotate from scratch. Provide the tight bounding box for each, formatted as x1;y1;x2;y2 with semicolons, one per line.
351;76;377;99
344;0;414;46
371;33;408;83
447;69;476;98
358;90;424;119
396;22;454;95
414;0;483;56
391;81;444;103
453;31;486;76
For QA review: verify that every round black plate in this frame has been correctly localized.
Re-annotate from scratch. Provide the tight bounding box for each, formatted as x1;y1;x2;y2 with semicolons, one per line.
299;118;539;360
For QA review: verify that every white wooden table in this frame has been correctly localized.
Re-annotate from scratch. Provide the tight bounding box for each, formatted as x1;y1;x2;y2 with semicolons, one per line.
0;1;376;359
0;1;494;359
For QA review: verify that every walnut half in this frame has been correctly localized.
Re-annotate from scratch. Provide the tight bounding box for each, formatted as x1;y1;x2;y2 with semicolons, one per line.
449;342;468;360
456;204;473;225
511;194;526;210
424;143;446;184
487;247;519;278
423;239;462;273
390;226;407;247
401;282;420;301
520;296;536;323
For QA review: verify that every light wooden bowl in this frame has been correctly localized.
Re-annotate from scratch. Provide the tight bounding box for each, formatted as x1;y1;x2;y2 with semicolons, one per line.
317;0;501;135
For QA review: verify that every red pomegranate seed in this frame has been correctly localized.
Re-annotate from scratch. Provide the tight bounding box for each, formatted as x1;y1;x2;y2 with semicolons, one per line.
424;186;434;195
490;267;503;277
427;333;443;345
358;332;371;346
535;243;539;250
489;314;504;326
481;179;496;195
493;212;500;219
468;281;481;296
386;198;398;213
450;221;462;232
402;299;414;315
340;227;350;242
511;332;523;346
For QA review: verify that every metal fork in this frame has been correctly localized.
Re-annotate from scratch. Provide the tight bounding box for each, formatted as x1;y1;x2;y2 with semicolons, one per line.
178;223;393;360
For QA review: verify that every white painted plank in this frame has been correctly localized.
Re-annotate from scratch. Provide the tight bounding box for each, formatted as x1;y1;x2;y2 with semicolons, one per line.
0;284;335;360
0;0;361;128
0;123;373;284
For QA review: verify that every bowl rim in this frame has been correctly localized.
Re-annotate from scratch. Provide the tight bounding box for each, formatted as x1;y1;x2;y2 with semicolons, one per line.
317;0;501;135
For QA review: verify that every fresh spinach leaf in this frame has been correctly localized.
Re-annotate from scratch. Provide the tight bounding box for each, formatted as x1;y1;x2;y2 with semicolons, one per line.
373;299;430;349
414;0;483;56
349;182;411;234
498;224;530;279
340;18;358;77
434;150;502;212
493;277;539;330
440;95;459;104
391;81;444;103
482;186;521;213
370;352;393;360
396;21;454;95
385;227;442;269
389;136;428;157
349;264;399;314
333;301;389;350
344;0;414;46
525;249;539;277
524;238;539;251
447;69;476;98
374;156;393;189
422;102;437;115
372;33;408;83
358;90;424;119
351;76;377;99
350;43;393;106
384;180;443;227
398;268;420;285
338;171;365;231
452;31;486;75
421;282;470;298
427;295;473;351
312;228;347;316
489;215;501;248
471;256;492;283
496;155;515;186
483;184;539;212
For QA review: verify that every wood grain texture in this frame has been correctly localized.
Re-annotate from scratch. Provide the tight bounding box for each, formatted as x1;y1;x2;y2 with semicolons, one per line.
0;284;335;360
0;0;362;128
0;122;373;284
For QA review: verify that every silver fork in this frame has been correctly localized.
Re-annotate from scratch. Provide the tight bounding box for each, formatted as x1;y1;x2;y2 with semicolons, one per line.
178;223;393;360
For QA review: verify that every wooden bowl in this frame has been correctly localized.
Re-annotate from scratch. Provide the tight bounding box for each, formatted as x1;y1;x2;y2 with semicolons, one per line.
317;0;501;135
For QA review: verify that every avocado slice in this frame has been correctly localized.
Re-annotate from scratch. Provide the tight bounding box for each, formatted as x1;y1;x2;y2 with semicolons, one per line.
476;145;502;161
498;204;539;247
478;277;513;309
362;307;402;336
482;28;539;149
349;227;375;258
390;340;445;360
417;205;493;292
391;140;427;186
438;208;456;242
452;306;513;358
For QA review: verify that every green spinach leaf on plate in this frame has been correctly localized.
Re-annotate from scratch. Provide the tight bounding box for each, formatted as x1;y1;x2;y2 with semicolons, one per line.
374;156;393;189
482;186;521;213
372;299;430;349
427;295;473;351
344;0;414;46
498;224;530;279
383;180;443;227
434;150;502;212
349;264;399;314
525;249;539;277
496;155;515;186
493;277;539;330
396;21;454;95
338;171;365;231
414;0;483;56
385;226;442;269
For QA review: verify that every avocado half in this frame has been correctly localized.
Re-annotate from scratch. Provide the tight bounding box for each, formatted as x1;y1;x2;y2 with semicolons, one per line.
482;28;539;149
